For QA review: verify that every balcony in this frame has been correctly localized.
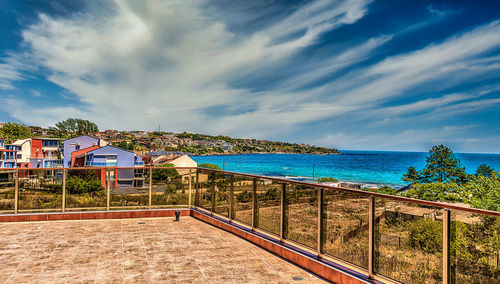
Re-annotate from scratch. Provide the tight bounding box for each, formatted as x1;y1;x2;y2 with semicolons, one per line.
0;166;498;283
85;161;117;167
134;161;144;166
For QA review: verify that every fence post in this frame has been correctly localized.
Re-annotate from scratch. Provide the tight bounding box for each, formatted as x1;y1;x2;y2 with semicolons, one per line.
148;167;152;210
106;169;111;211
252;178;258;232
188;169;192;208
368;196;375;279
317;187;325;258
14;169;19;214
229;175;234;223
62;169;66;213
280;183;287;242
443;209;451;284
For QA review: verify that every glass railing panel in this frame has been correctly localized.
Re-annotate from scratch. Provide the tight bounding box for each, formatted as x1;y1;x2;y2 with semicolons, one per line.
286;184;318;249
213;172;231;218
196;170;211;211
323;189;369;268
256;178;281;236
150;167;189;208
232;175;254;226
18;169;62;212
375;198;443;283
65;168;106;210
110;168;148;209
0;170;16;213
451;211;500;283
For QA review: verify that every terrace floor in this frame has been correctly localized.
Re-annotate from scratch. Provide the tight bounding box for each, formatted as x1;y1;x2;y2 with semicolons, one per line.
0;217;325;283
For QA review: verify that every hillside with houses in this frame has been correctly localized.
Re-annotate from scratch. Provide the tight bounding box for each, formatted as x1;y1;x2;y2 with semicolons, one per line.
0;121;340;156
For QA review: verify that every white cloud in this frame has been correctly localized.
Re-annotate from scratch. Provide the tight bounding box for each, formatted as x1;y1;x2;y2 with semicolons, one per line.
0;62;23;90
5;0;371;133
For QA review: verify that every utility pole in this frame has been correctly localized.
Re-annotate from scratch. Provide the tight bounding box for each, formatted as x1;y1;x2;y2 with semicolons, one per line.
313;163;316;181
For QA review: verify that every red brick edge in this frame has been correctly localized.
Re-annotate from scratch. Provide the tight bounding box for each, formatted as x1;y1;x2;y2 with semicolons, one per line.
0;209;190;222
191;210;373;284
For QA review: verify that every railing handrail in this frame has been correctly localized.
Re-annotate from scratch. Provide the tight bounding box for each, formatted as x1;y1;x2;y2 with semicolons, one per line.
0;165;498;217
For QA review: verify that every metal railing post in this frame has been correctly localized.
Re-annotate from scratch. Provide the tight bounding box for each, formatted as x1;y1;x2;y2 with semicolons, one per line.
148;167;152;209
252;178;258;231
229;175;234;223
14;169;19;214
62;169;66;212
280;183;287;242
317;187;324;258
188;169;192;208
443;209;451;284
368;196;375;279
106;169;111;211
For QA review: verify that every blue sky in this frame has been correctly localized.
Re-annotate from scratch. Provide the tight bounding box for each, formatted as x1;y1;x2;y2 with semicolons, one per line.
1;0;500;153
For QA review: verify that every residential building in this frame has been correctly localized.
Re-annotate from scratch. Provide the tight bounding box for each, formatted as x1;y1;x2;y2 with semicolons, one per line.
64;136;142;187
0;137;5;149
0;148;17;169
11;139;31;168
63;135;107;168
29;138;63;168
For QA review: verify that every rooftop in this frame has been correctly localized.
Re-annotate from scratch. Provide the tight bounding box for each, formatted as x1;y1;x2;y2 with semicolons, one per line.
0;217;324;283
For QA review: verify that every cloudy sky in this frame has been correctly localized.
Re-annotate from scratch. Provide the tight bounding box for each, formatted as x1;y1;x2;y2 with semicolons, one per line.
1;0;500;153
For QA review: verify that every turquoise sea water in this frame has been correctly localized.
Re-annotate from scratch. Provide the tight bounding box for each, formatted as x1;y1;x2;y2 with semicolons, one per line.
192;151;500;186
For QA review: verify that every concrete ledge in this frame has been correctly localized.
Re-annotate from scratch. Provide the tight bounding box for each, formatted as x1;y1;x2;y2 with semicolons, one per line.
191;209;380;284
0;208;190;222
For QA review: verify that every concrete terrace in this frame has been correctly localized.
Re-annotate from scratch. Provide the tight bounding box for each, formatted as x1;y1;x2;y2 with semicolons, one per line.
0;217;325;283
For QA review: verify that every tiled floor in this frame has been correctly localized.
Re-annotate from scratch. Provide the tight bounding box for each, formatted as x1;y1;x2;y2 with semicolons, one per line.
0;217;325;283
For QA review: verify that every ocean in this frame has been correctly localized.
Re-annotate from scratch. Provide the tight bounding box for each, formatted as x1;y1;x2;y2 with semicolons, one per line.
191;151;500;187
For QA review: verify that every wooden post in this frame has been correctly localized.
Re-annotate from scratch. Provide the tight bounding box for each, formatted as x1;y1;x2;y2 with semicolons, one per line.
14;170;19;214
62;169;66;212
210;174;215;216
229;175;234;223
106;169;111;211
368;197;375;279
148;167;152;209
252;178;258;231
188;169;192;208
317;187;324;258
195;170;199;208
443;209;451;284
280;183;288;242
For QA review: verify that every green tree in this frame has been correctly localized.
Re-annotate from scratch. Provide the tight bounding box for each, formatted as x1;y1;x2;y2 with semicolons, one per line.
405;182;462;202
115;141;134;151
54;118;99;135
420;145;467;184
402;166;420;184
463;172;500;212
150;163;180;184
475;164;494;178
0;122;32;141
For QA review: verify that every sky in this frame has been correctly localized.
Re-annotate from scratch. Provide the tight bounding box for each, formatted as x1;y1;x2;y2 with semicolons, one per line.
1;0;500;153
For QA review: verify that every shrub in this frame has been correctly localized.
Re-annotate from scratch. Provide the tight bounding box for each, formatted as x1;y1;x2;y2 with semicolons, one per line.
407;218;442;253
376;186;398;195
316;177;338;182
199;163;222;170
66;171;103;194
237;191;252;203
